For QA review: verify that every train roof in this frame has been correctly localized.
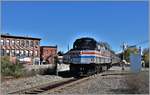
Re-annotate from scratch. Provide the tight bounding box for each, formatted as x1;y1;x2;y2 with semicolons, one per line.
75;37;96;41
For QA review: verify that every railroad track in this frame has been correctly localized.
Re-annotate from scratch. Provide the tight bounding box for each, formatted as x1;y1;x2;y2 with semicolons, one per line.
8;76;92;94
8;67;130;94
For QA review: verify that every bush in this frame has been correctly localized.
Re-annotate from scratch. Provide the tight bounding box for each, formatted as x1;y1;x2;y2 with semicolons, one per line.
1;56;24;78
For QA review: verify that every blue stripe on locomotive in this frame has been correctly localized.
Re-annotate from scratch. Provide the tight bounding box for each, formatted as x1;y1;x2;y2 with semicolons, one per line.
71;55;96;64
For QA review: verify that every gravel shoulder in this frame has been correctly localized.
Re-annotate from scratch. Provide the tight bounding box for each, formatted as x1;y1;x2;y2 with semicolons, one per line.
1;74;72;95
49;66;149;94
1;66;149;95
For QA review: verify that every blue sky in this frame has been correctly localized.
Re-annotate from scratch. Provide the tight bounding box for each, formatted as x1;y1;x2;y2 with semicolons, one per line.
2;1;149;53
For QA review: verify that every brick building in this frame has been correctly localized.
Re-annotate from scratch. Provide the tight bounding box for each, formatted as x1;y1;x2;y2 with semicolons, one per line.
1;34;41;64
40;46;57;64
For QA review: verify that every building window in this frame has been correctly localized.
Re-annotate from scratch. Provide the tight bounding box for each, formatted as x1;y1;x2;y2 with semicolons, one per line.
30;41;34;47
1;49;5;56
20;50;24;56
25;50;29;57
26;40;29;47
6;39;10;45
35;41;39;46
1;39;4;45
16;40;20;45
29;51;33;56
16;50;20;56
11;50;15;56
21;40;25;47
6;50;10;56
35;50;38;57
11;40;15;45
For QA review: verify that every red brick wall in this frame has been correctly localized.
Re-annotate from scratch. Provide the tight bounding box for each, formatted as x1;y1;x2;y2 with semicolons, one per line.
40;46;57;64
1;36;41;64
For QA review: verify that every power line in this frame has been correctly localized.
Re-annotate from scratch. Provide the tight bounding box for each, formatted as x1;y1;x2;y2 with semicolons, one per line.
128;40;149;48
133;40;149;46
115;40;149;53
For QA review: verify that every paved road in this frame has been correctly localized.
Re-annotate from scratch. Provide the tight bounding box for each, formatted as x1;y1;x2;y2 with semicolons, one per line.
50;66;149;94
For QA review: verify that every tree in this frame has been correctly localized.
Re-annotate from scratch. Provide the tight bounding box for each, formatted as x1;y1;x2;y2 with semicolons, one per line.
57;51;64;56
142;48;149;67
124;47;138;62
1;56;24;78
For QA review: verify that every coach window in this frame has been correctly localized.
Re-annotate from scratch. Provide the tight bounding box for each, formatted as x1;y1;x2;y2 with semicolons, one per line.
1;39;4;45
6;39;10;45
11;40;15;45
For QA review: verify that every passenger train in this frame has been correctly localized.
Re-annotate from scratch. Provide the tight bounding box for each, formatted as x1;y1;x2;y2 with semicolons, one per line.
63;37;120;76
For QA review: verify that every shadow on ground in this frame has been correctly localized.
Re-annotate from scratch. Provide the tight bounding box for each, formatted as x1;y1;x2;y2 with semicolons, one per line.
58;70;73;78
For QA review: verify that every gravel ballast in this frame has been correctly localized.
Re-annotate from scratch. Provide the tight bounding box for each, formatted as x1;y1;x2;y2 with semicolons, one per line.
49;67;149;94
1;74;70;94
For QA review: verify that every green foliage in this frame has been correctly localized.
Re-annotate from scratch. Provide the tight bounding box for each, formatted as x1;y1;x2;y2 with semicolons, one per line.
124;48;138;62
142;48;149;67
57;51;64;56
54;56;60;64
1;56;24;78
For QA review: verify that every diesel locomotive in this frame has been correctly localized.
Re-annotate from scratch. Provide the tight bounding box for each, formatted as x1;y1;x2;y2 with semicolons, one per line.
63;37;120;76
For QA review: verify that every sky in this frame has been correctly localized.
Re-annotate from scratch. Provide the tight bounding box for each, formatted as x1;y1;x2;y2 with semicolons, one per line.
2;1;149;53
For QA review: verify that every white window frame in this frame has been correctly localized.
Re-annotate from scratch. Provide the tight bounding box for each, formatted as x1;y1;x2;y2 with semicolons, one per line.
6;50;10;56
11;40;15;45
1;39;4;45
6;39;10;45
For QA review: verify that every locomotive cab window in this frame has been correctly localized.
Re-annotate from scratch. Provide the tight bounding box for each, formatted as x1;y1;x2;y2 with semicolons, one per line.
73;38;97;50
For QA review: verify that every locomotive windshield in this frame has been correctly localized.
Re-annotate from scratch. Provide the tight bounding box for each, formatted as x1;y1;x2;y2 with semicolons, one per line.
73;37;97;50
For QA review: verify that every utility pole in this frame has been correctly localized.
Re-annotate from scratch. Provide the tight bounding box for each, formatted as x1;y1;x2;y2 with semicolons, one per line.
122;42;127;70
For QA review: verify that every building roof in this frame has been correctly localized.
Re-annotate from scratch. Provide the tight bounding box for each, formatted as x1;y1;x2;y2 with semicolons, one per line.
1;34;41;40
40;46;57;48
